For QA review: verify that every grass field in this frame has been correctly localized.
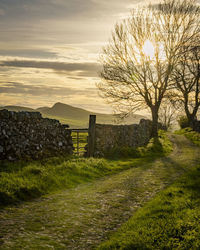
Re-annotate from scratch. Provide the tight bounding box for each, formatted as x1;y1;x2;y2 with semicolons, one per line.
41;113;89;128
0;131;171;207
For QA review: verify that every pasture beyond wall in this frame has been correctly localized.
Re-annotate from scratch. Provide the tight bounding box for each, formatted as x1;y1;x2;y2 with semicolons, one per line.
0;109;73;161
92;118;153;157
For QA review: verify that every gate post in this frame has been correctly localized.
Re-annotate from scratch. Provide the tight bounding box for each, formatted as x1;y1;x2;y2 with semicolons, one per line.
87;115;96;157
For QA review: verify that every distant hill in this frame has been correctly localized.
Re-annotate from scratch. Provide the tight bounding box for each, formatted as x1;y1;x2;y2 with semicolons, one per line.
40;102;92;120
1;102;147;128
36;106;49;112
2;105;35;112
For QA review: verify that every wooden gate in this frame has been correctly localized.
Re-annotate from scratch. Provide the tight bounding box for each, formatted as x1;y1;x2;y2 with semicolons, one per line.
71;115;96;157
71;128;88;156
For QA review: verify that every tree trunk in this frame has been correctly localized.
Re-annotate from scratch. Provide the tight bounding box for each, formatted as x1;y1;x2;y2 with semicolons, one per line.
184;101;198;129
184;96;198;129
151;107;159;138
187;113;197;130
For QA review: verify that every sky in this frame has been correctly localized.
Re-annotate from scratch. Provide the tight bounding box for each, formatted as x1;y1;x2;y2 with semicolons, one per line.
0;0;145;113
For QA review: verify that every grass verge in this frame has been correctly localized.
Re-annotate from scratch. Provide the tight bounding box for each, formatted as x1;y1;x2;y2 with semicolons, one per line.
0;130;172;207
175;127;200;147
98;165;200;250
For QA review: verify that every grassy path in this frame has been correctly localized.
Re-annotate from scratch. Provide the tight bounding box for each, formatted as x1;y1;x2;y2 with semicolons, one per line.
0;134;199;250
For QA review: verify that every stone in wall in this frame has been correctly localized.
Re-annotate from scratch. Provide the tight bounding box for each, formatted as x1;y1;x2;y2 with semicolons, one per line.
0;109;73;161
94;119;153;156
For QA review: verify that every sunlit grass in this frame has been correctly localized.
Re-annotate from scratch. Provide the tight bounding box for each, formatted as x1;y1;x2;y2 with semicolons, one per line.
175;127;200;147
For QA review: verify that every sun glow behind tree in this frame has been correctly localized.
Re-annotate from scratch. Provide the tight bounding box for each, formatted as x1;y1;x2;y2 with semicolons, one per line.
142;40;155;59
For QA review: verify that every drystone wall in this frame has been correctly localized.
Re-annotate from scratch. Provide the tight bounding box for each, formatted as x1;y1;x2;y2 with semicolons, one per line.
94;119;153;156
0;109;73;161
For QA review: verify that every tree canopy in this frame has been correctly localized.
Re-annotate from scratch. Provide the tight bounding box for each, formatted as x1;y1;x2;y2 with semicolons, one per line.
98;0;200;136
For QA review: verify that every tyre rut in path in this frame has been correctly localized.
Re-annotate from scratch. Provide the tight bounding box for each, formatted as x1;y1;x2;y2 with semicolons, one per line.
0;134;200;250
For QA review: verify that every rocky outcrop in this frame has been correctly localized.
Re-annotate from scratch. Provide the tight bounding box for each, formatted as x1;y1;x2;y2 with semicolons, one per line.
0;109;73;161
94;119;153;157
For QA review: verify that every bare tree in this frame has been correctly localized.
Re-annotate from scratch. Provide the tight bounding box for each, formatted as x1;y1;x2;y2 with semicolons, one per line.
97;0;199;137
158;100;180;130
171;43;200;128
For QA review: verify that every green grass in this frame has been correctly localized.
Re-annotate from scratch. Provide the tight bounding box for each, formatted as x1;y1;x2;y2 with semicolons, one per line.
175;127;200;147
97;165;200;250
0;131;172;207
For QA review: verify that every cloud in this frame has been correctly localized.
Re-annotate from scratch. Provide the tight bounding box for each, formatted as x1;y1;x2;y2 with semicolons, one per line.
149;1;200;13
0;81;98;97
0;49;58;59
0;60;101;77
0;0;136;21
0;9;5;16
0;0;139;45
